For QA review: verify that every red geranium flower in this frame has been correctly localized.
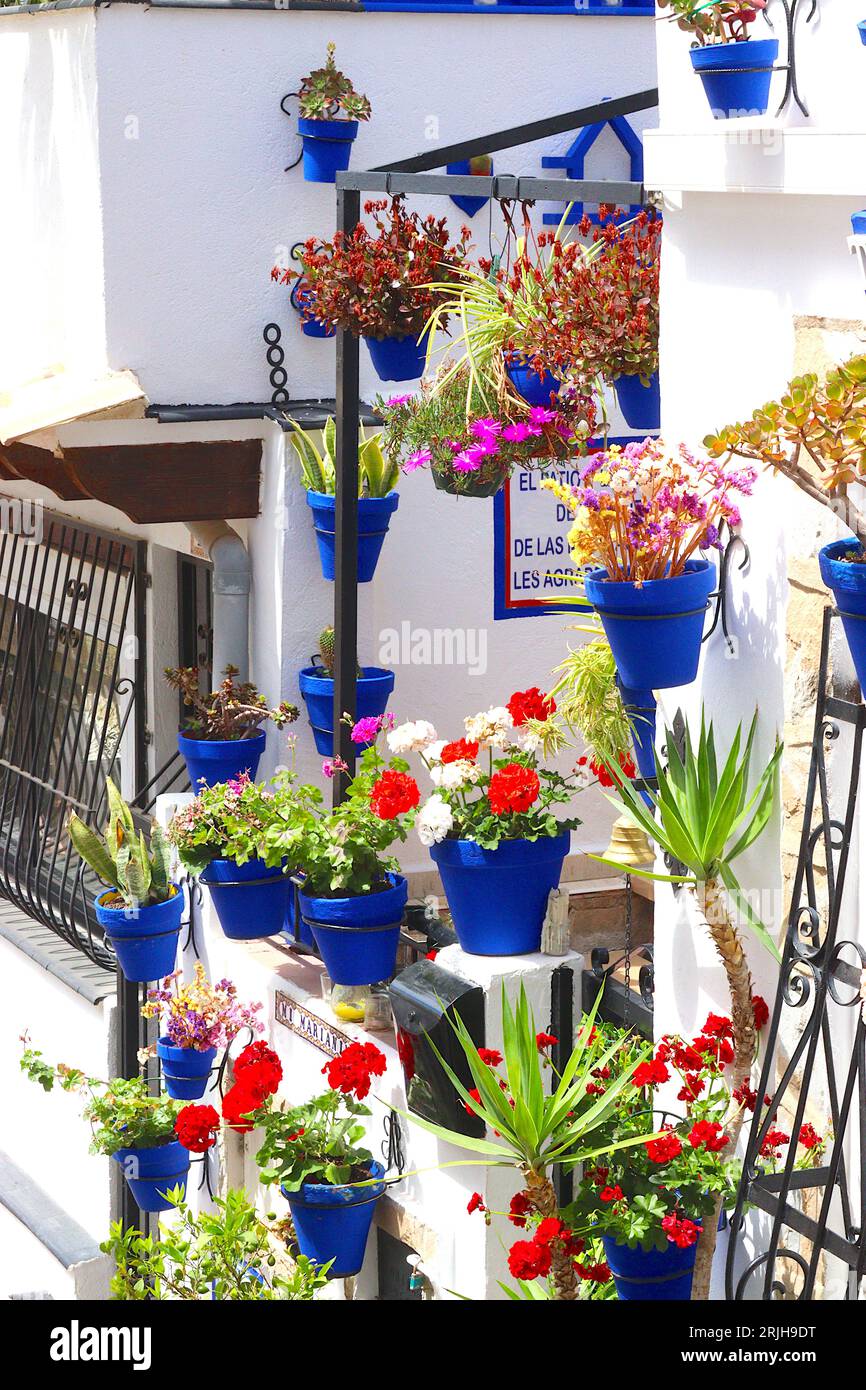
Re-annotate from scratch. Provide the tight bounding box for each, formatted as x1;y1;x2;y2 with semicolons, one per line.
440;738;479;764
798;1123;821;1151
507;687;556;726
631;1057;670;1088
234;1041;283;1098
507;1238;552;1282
693;1033;735;1068
599;1185;624;1204
534;1217;566;1246
370;770;420;820
645;1129;683;1163
477;1047;503;1067
508;1191;531;1228
677;1073;705;1103
535;1031;558;1051
701;1013;734;1040
575;1260;611;1283
467;1192;485;1215
322;1041;387;1100
487;763;540;815
464;1087;483;1117
661;1212;700;1249
175;1103;219;1153
688;1119;729;1153
752;995;770;1030
222;1081;263;1135
760;1127;790;1160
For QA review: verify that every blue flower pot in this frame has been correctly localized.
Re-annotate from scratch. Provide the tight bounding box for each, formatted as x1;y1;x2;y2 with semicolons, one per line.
585;559;716;692
690;39;779;119
363;334;427;383
178;729;266;790
306;490;399;584
282;1161;385;1278
602;1234;698;1301
200;857;291;941
96;889;183;983
860;19;866;45
298;665;395;757
615;371;660;431
819;539;866;692
429;831;571;956
506;358;561;406
446;158;492;219
157;1037;217;1101
297;288;336;339
617;683;657;784
852;210;866;236
298;875;407;985
112;1140;190;1214
298;116;359;184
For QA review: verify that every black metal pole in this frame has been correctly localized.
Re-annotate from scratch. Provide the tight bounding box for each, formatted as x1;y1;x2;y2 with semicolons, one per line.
550;964;574;1209
333;185;361;808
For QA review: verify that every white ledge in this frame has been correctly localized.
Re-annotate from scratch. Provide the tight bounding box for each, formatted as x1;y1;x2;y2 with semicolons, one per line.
644;126;866;198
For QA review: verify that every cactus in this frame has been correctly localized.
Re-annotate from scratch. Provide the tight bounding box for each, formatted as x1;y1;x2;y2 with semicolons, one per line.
315;626;361;678
68;778;175;909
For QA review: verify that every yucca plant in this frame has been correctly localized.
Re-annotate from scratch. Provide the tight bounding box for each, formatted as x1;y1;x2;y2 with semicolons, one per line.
288;416;399;498
400;985;653;1301
599;710;782;1298
68;778;175;909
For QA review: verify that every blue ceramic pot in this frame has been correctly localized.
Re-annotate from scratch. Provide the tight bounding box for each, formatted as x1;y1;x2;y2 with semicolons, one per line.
298;116;359;184
112;1140;190;1214
178;729;266;790
506;358;560;406
584;559;715;692
363;334;427;383
819;540;866;692
298;665;395;757
429;831;571;956
305;490;399;584
96;889;183;983
297;288;336;339
615;372;660;431
690;39;779;119
200;857;291;941
157;1037;217;1101
282;1161;385;1278
298;875;407;985
446;158;492;218
860;19;866;45
602;1234;698;1301
617;682;657;784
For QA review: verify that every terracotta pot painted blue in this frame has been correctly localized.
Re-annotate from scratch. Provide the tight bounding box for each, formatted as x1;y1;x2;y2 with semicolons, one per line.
306;490;399;584
617;683;657;784
178;729;266;790
819;539;866;692
112;1140;190;1214
297;288;336;339
852;210;866;236
282;1161;385;1278
157;1037;217;1101
298;874;407;985
200;857;290;941
602;1234;698;1300
298;665;395;757
298;116;359;183
363;334;427;382
690;39;779;119
506;358;561;406
860;19;866;45
446;158;492;219
615;371;660;431
585;559;715;692
429;831;570;956
96;889;183;983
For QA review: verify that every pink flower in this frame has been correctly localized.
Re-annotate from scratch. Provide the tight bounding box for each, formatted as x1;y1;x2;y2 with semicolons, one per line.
351;715;391;744
501;422;539;443
528;406;558;425
322;755;349;779
404;448;432;472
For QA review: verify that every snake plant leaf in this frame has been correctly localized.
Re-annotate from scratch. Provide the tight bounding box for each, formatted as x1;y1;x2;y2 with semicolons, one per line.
149;824;171;900
287;419;328;493
67;814;122;891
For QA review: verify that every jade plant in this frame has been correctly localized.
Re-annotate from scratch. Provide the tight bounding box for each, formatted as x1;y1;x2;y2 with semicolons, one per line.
298;43;371;124
165;664;299;741
288;416;398;498
68;778;175;910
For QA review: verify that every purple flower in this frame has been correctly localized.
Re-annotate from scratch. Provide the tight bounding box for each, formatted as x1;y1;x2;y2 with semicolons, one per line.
351;716;385;744
404;448;432;473
386;394;412;407
322;755;349;778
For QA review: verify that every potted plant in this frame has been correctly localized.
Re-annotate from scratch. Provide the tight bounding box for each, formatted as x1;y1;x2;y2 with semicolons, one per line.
552;636;656;785
298;626;394;757
168;772;297;942
291;196;471;382
141;964;264;1101
102;1188;330;1299
543;438;755;691
165;664;298;789
705;353;866;692
21;1045;190;1214
68;779;183;983
252;1041;389;1278
378;361;596;499
403;690;583;956
287;415;400;583
292;43;371;185
658;1;778;120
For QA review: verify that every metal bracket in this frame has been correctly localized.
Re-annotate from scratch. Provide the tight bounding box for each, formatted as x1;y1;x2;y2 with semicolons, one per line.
702;528;750;655
764;0;819;117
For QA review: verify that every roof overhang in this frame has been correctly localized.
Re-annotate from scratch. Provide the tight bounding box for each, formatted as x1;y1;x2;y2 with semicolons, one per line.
0;367;147;446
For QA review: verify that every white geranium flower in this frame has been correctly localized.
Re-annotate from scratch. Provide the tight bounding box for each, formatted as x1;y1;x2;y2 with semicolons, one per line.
423;739;447;766
464;705;514;749
430;759;481;790
416;793;454;848
388;719;438;755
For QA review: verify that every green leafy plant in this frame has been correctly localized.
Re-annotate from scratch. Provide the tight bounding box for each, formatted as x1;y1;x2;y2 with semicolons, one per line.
68;777;175;910
165;664;298;741
550;638;633;766
297;42;371;123
167;769;306;878
20;1047;181;1156
288;416;398;498
657;0;766;43
101;1188;330;1300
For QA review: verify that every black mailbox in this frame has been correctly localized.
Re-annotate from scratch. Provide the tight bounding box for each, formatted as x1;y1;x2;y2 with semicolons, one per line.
388;960;485;1138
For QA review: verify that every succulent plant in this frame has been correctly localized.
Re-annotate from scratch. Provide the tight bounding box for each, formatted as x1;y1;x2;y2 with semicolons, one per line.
297;43;371;124
165;665;299;741
288;416;398;499
68;778;175;909
315;626;361;679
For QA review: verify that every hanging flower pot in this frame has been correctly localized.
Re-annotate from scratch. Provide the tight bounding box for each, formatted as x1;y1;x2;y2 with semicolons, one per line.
617;683;657;783
505;357;561;406
298;874;407;985
282;1161;385;1278
156;1037;217;1102
96;889;183;983
584;559;716;692
298;116;360;184
690;39;779;120
298;666;395;757
296;287;336;339
429;831;571;956
112;1140;191;1214
431;465;508;499
860;19;866;44
602;1234;698;1301
364;334;427;383
200;858;291;941
177;729;266;791
305;490;399;583
614;371;661;431
819;539;866;691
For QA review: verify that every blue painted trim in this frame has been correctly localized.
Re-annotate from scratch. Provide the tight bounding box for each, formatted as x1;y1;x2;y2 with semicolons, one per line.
365;4;653;13
542;106;645;225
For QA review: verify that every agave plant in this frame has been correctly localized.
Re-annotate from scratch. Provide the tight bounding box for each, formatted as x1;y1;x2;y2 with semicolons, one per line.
600;711;782;1298
68;778;175;909
288;416;398;498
